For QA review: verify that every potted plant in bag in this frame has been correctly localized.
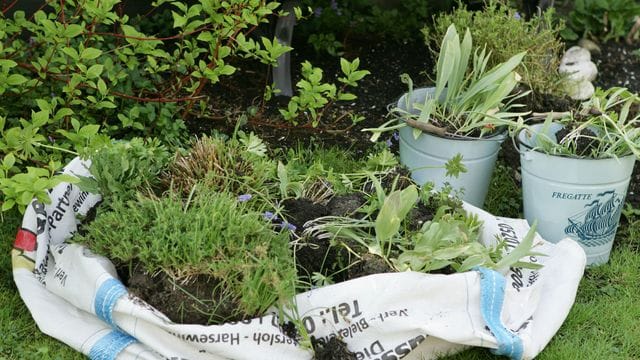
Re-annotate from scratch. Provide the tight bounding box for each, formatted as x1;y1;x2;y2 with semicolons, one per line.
517;87;640;265
366;24;528;208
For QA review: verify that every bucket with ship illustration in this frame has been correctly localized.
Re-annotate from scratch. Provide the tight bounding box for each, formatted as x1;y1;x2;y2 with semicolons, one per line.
518;124;636;266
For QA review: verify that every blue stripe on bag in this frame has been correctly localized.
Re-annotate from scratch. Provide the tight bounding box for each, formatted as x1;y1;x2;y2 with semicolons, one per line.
476;267;524;360
89;330;136;360
95;278;127;327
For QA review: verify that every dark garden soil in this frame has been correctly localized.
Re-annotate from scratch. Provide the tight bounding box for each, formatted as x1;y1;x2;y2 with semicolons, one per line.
312;337;357;360
126;269;241;324
186;38;433;156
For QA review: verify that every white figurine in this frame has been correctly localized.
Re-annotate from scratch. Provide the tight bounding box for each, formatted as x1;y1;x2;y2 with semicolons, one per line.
559;46;598;100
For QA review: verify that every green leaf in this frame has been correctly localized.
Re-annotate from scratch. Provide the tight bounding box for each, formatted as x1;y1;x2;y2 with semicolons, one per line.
20;191;34;205
458;254;487;272
349;70;370;82
76;176;100;194
64;24;84;38
96;101;117;109
494;222;543;270
171;11;187;28
375;185;418;242
62;47;79;60
7;74;27;86
337;93;357;101
97;79;108;96
81;48;102;60
86;64;104;79
340;58;350;76
55;174;80;184
0;59;17;69
218;64;236;76
3;152;15;169
79;124;100;137
1;199;15;212
444;153;467;178
31;110;50;127
35;99;51;111
432;245;465;260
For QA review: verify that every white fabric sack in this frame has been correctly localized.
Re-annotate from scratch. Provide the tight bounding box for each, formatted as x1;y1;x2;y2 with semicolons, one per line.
12;157;586;360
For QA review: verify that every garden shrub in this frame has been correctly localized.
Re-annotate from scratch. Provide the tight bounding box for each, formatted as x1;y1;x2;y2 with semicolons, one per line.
0;0;289;212
561;0;640;41
423;0;565;96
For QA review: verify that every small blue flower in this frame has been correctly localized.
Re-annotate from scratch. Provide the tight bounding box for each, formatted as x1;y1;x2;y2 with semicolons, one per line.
385;138;392;148
237;194;252;202
263;211;278;221
392;132;400;141
514;12;521;20
280;222;297;232
313;7;322;17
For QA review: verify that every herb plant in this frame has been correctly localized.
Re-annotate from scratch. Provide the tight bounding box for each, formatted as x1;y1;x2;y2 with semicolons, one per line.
75;189;297;323
367;24;527;140
78;138;171;205
424;1;564;95
522;87;640;159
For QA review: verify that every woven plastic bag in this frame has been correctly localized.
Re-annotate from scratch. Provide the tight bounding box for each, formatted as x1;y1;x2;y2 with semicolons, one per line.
12;157;586;359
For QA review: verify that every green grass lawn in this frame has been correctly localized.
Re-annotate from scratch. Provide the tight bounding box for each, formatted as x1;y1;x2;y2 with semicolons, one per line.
0;159;639;359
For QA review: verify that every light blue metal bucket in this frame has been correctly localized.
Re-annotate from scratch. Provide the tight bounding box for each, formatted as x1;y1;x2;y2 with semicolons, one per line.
397;87;506;208
518;123;636;265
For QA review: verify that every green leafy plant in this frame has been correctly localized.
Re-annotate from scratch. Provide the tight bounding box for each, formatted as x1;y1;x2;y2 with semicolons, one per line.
0;156;78;213
305;179;542;275
0;0;288;212
367;24;527;140
561;0;640;41
279;58;369;127
424;0;564;95
78;138;171;205
75;189;297;323
394;206;539;273
522;87;640;159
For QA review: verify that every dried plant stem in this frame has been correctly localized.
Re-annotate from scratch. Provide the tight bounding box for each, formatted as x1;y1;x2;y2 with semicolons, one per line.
404;118;447;137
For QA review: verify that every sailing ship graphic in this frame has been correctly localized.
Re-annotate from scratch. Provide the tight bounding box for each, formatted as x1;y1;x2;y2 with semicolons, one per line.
564;190;624;247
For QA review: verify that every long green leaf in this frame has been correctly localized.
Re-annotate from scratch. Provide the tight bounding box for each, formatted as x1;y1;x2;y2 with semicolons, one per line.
435;25;459;100
461;52;525;104
494;221;543;270
447;28;472;104
375;185;418;243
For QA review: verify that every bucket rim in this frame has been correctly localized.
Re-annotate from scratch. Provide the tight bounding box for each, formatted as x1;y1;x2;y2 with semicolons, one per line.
515;125;637;161
391;87;510;142
401;125;509;142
